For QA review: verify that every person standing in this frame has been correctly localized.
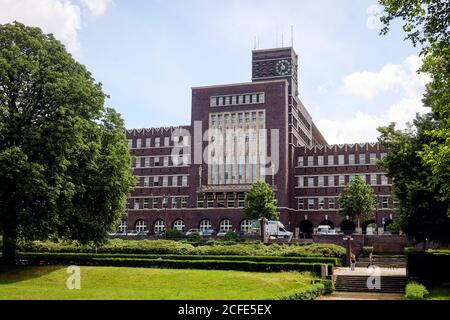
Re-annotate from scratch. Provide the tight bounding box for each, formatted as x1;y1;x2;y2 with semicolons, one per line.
367;252;374;268
350;254;356;271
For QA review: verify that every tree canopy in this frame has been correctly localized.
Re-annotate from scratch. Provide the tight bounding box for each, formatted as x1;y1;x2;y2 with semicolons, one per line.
338;176;377;226
243;180;279;221
0;22;137;263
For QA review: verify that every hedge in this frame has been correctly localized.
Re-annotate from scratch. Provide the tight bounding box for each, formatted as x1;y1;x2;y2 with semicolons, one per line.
20;254;333;276
276;280;333;300
18;239;346;259
405;281;429;300
18;252;341;266
407;251;450;285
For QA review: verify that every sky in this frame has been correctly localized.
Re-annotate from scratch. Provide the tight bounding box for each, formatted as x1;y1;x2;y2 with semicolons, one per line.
0;0;431;144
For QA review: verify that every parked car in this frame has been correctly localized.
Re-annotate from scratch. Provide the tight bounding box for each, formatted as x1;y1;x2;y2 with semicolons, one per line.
317;225;336;235
217;230;228;237
202;228;216;236
186;229;203;236
127;230;139;236
137;230;149;236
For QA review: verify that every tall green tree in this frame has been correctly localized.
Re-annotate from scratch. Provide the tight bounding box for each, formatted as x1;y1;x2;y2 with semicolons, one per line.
378;116;450;243
243;180;279;242
379;0;450;209
0;22;137;264
338;176;377;229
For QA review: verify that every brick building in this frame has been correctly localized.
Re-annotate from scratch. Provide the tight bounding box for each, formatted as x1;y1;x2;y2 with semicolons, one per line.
123;47;395;236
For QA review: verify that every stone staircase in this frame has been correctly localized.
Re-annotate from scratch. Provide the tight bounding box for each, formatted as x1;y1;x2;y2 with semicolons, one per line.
355;255;406;268
334;275;407;293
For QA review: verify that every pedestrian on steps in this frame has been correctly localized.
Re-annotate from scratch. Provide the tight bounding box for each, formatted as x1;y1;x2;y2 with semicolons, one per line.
350;254;356;271
367;252;374;268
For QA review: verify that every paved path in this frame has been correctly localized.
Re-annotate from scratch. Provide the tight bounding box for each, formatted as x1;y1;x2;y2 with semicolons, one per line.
316;292;404;300
334;267;406;276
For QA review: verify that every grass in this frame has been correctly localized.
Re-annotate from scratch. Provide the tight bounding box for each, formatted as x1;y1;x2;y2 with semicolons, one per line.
427;284;450;300
0;265;319;300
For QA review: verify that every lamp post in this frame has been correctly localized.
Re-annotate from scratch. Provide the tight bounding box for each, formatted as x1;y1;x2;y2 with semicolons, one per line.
343;236;354;267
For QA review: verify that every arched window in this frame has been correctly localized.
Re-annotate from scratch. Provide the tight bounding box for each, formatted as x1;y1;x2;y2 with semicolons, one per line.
199;219;212;231
299;220;313;235
154;219;165;233
341;220;356;235
240;219;253;233
219;219;232;232
173;219;185;232
135;220;147;232
118;220;127;233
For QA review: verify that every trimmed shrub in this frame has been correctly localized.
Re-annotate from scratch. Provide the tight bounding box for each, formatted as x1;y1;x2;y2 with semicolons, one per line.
277;280;331;300
405;281;429;300
407;251;450;285
165;229;184;240
224;231;240;242
362;246;373;256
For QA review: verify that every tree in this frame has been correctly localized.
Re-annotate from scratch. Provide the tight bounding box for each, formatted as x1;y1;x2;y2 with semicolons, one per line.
379;0;450;210
378;116;450;243
338;176;377;230
243;180;279;242
0;22;137;264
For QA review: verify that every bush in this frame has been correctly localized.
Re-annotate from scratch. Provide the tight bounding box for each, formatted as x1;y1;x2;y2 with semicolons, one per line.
19;239;346;259
277;279;332;300
405;281;429;300
20;253;332;276
362;246;373;256
224;231;240;241
165;229;184;240
407;251;450;285
186;233;202;242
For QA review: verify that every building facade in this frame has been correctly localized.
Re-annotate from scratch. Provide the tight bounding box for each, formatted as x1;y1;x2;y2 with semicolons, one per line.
124;47;395;236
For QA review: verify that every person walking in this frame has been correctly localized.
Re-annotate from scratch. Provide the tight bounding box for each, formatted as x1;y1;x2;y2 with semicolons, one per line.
350;254;356;271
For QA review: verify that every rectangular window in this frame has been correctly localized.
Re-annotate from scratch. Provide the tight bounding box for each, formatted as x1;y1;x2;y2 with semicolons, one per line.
371;174;377;185
370;153;376;164
319;197;325;210
329;198;335;209
135;157;141;168
172;176;178;187
171;197;177;208
153;177;160;186
349;154;355;165
134;199;140;210
217;194;225;207
154;157;160;167
338;154;345;165
339;175;345;186
128;139;133;149
181;197;188;208
182;176;188;186
144;138;150;147
143;198;149;209
162;176;168;187
382;197;389;209
308;177;314;187
297;157;304;167
359;153;366;164
328;155;334;166
155;137;160;147
144;177;150;187
227;193;235;208
197;195;204;208
297;198;304;210
308;199;314;210
163;156;169;167
318;156;324;166
297;176;304;187
207;194;214;208
136;139;142;148
152;198;159;209
144;157;150;167
318;176;324;187
380;152;387;160
238;193;245;207
162;197;168;209
381;175;388;185
328;175;335;186
164;137;170;146
307;156;314;166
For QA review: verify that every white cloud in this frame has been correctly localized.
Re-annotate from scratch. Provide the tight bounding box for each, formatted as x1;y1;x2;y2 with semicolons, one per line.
0;0;113;53
80;0;113;19
317;56;430;144
342;55;429;100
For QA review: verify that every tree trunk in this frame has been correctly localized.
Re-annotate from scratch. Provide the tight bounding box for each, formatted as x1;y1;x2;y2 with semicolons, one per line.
260;218;267;244
1;225;17;265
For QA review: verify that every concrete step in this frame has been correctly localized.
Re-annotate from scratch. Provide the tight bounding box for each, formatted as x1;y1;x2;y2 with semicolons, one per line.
334;275;406;293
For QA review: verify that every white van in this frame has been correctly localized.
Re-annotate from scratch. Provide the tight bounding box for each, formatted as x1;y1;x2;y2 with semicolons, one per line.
317;225;336;235
265;220;293;239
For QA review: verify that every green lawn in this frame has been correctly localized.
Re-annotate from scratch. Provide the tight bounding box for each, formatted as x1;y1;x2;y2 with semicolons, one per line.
0;265;317;300
427;284;450;300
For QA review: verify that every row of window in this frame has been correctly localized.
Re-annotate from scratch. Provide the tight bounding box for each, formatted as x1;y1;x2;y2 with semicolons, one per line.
128;136;189;149
297;174;390;187
210;111;265;127
121;218;254;234
297;196;398;210
130;196;189;210
210;93;265;107
297;153;387;167
137;175;188;188
134;155;190;168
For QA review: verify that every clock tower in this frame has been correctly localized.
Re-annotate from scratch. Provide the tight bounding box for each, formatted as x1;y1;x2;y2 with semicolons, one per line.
252;47;299;97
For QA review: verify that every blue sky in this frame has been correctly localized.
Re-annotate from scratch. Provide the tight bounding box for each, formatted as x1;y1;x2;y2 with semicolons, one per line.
0;0;430;144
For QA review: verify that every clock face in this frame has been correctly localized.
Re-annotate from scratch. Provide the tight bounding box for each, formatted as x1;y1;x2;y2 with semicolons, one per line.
275;59;291;76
